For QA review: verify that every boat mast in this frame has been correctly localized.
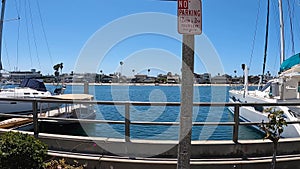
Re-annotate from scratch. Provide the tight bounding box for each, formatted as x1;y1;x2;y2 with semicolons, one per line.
0;0;6;70
262;0;270;84
278;0;285;64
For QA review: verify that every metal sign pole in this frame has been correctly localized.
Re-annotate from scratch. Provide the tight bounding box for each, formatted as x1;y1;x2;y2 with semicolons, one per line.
159;0;201;168
177;34;195;169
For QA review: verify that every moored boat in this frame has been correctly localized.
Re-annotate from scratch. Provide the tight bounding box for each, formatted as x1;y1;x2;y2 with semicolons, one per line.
0;78;65;114
228;0;300;138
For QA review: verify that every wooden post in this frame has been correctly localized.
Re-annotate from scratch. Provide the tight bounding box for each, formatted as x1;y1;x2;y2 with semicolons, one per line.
32;100;39;138
177;34;194;169
233;104;240;143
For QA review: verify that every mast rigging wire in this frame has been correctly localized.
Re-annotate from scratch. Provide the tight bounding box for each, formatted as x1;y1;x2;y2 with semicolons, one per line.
14;0;21;71
248;0;261;69
3;37;11;70
36;0;53;65
287;0;295;55
27;0;41;69
24;0;33;68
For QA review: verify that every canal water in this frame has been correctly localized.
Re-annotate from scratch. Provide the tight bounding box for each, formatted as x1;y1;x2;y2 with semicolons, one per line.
41;84;264;140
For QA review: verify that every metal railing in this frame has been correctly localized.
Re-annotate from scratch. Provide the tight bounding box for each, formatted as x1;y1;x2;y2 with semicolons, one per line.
1;97;300;142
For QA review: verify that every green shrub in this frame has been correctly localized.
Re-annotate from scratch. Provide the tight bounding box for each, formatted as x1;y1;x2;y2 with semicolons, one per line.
0;131;48;169
43;159;85;169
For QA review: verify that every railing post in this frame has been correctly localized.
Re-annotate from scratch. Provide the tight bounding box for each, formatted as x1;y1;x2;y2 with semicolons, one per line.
84;81;89;94
32;100;39;138
233;104;240;143
125;103;130;142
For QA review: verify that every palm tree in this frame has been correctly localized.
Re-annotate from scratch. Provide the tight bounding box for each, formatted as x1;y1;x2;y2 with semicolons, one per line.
99;70;103;83
53;63;63;83
120;61;124;76
59;63;63;74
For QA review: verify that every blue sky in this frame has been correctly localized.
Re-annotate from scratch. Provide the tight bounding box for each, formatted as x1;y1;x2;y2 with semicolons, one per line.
2;0;300;77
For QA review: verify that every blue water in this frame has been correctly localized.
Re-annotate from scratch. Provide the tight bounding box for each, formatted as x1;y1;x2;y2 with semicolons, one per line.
43;84;264;140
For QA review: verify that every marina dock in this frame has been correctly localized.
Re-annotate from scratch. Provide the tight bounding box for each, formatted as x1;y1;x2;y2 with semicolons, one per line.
0;94;95;129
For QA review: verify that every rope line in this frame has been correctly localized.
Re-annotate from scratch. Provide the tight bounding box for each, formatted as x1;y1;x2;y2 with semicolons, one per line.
27;0;41;69
248;0;261;70
24;0;33;68
36;0;53;65
287;0;295;55
3;37;11;70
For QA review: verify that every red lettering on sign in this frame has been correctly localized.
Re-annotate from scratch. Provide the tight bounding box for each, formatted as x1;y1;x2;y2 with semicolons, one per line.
178;0;189;9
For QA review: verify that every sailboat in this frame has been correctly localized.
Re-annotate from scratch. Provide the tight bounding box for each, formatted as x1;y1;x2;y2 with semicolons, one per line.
0;0;64;114
229;0;300;138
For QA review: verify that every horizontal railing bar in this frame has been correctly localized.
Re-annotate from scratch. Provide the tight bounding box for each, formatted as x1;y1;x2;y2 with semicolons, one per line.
131;121;235;126
1;97;300;107
2;113;300;127
193;122;235;126
38;117;124;125
239;122;261;125
131;121;180;126
33;118;300;127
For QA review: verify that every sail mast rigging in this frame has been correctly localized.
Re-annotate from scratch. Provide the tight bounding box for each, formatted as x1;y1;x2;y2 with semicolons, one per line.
278;0;285;64
262;0;270;83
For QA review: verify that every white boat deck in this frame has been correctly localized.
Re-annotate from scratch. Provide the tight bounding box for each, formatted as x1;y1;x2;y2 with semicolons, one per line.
287;106;300;119
0;104;84;129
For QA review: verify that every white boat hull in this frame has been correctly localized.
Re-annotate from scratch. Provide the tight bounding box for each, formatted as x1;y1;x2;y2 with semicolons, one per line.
229;90;300;138
0;85;63;115
0;101;60;114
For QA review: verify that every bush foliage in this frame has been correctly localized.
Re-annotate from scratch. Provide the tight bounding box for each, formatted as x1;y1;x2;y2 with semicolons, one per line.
0;131;48;169
43;159;85;169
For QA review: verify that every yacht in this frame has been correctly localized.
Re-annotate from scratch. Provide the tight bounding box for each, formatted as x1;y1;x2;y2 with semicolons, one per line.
0;78;64;114
229;0;300;138
229;60;300;137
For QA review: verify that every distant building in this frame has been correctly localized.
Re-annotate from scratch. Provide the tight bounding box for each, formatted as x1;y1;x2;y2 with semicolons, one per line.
133;74;148;83
211;75;228;84
101;75;113;83
43;75;56;83
195;73;211;84
143;77;156;83
9;69;42;82
73;73;97;83
167;74;180;84
231;76;241;84
63;76;73;83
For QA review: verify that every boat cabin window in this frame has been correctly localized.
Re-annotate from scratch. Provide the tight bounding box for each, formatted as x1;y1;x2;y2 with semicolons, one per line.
260;82;272;92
